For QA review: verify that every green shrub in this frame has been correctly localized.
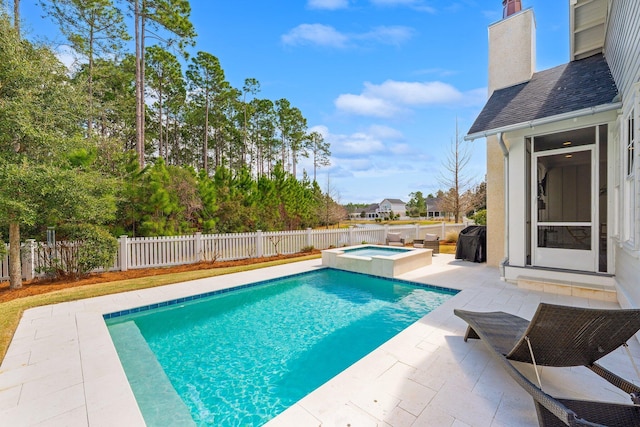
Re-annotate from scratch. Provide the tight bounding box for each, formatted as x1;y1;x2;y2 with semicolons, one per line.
472;209;487;225
54;224;118;278
300;245;314;253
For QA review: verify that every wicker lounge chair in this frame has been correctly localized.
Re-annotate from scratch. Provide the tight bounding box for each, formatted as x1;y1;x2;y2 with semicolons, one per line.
412;233;439;253
385;232;405;246
454;304;640;426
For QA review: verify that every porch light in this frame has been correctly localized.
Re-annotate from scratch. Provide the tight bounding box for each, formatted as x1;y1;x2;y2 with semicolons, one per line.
563;141;572;146
565;154;573;158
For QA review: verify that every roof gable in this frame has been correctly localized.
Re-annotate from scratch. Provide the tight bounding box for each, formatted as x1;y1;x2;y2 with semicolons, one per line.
381;198;405;205
467;54;618;138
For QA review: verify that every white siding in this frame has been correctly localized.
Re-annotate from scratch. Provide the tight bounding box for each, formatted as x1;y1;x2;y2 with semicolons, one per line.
604;0;640;98
606;0;640;307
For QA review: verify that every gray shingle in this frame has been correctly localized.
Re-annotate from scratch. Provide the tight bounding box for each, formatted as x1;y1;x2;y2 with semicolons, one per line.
467;53;618;136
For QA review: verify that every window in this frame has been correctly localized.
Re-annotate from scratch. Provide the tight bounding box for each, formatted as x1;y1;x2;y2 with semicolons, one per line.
626;112;635;177
622;107;637;246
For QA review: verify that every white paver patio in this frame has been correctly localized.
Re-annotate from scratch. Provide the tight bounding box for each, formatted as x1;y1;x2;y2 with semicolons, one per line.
1;255;637;426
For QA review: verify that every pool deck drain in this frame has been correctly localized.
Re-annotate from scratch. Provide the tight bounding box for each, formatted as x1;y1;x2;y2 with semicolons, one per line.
1;256;638;426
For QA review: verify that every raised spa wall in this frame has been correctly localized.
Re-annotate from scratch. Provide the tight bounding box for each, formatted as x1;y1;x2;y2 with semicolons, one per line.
321;245;432;278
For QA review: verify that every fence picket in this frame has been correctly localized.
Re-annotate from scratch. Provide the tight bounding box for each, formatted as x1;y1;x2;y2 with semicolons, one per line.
0;222;471;281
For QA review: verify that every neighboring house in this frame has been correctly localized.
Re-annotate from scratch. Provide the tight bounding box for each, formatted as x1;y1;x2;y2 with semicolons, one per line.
425;196;450;220
466;0;639;307
361;203;380;219
378;199;407;218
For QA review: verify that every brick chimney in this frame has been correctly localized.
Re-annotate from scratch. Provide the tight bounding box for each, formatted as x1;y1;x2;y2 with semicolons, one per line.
488;2;536;94
503;0;522;18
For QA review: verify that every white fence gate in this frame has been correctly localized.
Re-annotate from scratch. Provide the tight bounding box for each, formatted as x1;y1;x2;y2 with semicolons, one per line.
1;223;470;281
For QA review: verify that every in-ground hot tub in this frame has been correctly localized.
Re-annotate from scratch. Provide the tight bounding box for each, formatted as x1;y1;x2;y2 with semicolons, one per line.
322;244;432;278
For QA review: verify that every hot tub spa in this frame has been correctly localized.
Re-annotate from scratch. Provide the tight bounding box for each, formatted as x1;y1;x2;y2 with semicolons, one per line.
321;244;432;278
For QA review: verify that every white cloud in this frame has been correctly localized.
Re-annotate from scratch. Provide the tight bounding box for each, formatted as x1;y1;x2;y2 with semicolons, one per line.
335;80;485;117
308;0;349;10
357;26;415;45
281;24;349;48
389;143;411;155
369;0;436;13
367;80;462;105
282;24;414;49
334;94;399;117
369;124;404;140
313;125;409;159
334;132;387;156
55;45;79;72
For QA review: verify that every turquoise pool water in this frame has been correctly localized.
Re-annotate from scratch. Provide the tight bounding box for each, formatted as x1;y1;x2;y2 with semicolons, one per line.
106;269;456;426
343;246;411;257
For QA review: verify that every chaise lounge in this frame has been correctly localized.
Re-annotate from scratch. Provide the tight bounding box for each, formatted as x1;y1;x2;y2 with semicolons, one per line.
454;303;640;426
412;233;439;254
385;232;405;246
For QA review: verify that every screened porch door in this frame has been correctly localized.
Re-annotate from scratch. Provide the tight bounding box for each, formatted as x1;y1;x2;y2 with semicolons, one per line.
532;144;597;272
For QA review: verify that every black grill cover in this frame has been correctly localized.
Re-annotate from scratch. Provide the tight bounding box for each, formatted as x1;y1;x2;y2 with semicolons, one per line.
455;226;487;263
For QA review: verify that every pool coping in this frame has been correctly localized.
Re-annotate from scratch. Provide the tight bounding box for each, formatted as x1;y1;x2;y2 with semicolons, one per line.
1;255;634;426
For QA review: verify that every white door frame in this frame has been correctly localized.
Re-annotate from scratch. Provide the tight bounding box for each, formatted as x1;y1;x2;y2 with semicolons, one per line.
531;142;598;272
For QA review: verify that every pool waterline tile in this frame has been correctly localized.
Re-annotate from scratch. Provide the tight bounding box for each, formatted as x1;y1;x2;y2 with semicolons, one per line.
102;267;458;321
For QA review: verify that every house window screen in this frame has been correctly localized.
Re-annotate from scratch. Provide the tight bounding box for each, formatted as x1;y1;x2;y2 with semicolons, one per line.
627;113;635;177
622;107;636;246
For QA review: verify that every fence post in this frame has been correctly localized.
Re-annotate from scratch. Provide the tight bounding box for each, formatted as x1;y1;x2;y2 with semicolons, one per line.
415;223;420;239
119;235;128;272
348;226;354;246
22;239;36;281
441;222;446;239
256;230;263;258
306;228;312;248
194;232;202;262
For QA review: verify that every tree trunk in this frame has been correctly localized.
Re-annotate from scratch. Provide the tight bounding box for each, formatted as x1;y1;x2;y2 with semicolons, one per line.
9;222;22;290
204;91;209;173
158;80;163;159
134;0;143;168
88;22;95;136
13;0;20;37
140;2;146;165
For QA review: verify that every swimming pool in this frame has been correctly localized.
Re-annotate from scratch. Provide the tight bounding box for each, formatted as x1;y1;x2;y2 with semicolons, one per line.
342;246;411;257
106;268;457;426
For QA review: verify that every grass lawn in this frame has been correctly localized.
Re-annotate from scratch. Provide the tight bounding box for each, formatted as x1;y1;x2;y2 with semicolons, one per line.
0;253;321;362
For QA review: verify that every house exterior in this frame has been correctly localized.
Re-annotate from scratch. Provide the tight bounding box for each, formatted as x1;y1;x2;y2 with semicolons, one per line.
425;196;449;220
362;203;380;219
378;199;407;219
466;0;640;307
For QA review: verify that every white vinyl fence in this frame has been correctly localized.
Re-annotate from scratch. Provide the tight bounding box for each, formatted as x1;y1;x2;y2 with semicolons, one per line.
1;223;470;281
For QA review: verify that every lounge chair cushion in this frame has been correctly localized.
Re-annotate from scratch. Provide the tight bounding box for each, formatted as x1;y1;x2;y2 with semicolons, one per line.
386;233;404;246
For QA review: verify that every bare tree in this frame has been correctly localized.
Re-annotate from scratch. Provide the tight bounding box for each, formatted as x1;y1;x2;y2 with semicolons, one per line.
319;174;346;229
438;118;473;223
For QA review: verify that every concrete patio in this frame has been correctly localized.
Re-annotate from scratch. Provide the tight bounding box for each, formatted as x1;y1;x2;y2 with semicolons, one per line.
1;254;638;426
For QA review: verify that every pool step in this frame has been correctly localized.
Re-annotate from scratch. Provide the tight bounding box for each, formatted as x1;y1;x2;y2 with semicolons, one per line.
109;321;196;426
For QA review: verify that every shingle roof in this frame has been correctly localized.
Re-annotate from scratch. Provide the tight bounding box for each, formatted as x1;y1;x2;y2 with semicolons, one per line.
383;199;406;205
467;54;618;137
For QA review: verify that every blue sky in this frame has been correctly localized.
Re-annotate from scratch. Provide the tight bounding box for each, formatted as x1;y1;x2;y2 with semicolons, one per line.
20;0;569;204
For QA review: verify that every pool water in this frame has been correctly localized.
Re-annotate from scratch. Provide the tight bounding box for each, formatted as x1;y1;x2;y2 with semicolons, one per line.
342;246;411;257
106;269;456;426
